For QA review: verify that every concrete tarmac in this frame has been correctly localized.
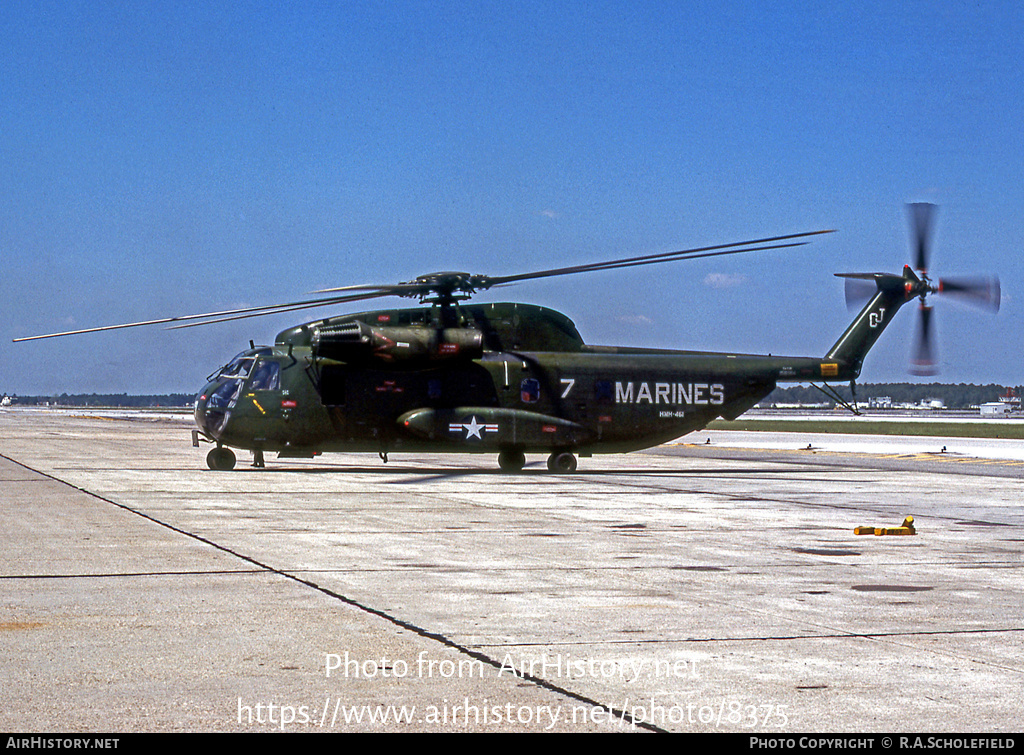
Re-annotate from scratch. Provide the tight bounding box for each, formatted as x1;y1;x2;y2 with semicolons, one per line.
2;409;1022;733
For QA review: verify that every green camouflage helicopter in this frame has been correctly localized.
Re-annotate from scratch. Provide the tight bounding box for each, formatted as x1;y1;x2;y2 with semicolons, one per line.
16;204;998;472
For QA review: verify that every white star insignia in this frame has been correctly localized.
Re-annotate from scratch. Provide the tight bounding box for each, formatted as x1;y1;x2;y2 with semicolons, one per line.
448;416;499;440
463;416;485;439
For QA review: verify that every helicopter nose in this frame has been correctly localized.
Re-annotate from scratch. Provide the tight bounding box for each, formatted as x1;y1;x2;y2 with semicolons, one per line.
196;378;240;438
194;389;212;435
194;381;229;438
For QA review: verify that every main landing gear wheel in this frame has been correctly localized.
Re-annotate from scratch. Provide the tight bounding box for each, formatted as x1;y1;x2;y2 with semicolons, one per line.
497;450;526;473
207;446;236;471
547;452;577;473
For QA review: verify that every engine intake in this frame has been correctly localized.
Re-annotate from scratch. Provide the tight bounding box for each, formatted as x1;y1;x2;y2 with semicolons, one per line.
312;321;483;364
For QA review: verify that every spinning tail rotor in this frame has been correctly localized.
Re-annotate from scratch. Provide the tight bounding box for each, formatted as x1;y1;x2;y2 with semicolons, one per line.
840;203;1000;376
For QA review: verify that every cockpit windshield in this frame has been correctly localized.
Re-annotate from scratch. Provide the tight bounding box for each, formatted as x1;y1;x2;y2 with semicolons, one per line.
218;356;255;380
202;348;278;415
210;348;273;382
207;378;243;411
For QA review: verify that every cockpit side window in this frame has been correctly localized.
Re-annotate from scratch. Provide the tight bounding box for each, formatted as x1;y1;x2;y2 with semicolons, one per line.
248;360;280;391
219;357;256;380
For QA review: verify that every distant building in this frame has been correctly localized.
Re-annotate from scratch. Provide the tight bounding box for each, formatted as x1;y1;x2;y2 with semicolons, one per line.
980;402;1012;417
981;388;1021;417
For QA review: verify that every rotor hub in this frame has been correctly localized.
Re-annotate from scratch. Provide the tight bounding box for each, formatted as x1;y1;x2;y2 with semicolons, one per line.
406;271;489;304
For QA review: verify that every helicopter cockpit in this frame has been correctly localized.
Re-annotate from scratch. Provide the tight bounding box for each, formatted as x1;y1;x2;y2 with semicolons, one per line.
195;347;276;438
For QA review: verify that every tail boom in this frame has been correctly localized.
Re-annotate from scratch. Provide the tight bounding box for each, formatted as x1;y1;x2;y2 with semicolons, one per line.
824;266;920;381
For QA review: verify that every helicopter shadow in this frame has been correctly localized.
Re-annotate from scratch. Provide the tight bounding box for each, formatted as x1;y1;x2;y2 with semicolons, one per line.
216;461;847;485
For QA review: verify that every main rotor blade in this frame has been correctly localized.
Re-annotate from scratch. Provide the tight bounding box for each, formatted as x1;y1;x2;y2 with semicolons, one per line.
908;202;936;272
16;229;833;341
481;230;834;288
310;230;833;298
309;282;430;296
13;289;398;342
163;289;401;330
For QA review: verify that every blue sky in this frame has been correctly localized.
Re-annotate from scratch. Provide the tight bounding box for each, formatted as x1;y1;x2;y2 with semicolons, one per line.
3;1;1022;394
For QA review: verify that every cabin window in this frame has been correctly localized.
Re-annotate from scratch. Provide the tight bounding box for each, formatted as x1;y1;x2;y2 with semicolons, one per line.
520;378;540;403
428;378;442;400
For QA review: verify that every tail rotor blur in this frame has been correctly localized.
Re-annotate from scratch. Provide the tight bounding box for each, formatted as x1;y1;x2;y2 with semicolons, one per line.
840;204;1000;376
910;303;936;376
905;203;1000;374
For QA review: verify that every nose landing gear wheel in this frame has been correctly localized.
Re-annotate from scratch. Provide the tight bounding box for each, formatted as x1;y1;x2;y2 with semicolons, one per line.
207;447;236;471
497;450;526;473
547;452;577;473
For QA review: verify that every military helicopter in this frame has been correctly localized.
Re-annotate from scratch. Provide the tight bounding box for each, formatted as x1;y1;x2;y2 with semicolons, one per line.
15;204;999;472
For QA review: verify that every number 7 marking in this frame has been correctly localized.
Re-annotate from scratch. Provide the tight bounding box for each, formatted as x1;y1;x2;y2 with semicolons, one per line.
560;378;575;398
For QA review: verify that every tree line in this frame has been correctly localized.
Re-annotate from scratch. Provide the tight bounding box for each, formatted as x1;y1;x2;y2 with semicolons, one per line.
765;383;1019;409
6;393;194;407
